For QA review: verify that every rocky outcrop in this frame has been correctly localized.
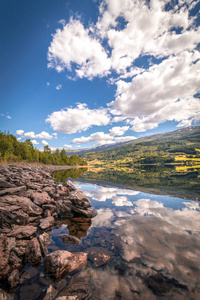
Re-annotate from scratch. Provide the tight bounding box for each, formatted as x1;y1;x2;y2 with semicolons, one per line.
0;164;97;289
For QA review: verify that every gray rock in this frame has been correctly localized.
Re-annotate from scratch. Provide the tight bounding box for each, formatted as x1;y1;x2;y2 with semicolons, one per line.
0;288;13;300
0;186;26;196
64;180;76;191
26;237;42;263
42;285;57;300
55;284;89;300
8;269;20;288
30;191;55;207
87;247;113;267
56;200;73;218
39;216;55;230
7;225;37;239
68;190;91;208
59;234;81;245
72;206;97;218
45;250;88;279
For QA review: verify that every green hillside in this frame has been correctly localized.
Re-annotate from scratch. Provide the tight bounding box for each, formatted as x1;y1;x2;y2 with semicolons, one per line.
80;126;200;166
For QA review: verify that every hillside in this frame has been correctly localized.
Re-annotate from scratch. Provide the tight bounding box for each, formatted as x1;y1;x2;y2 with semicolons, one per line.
80;126;200;166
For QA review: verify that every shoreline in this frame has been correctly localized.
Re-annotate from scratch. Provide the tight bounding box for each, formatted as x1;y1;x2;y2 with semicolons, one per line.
0;163;97;297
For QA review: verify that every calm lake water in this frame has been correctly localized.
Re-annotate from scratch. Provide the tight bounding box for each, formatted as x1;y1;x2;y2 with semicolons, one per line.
13;166;200;299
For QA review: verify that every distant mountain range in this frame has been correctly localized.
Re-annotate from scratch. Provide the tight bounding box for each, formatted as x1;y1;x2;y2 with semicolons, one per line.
67;126;200;155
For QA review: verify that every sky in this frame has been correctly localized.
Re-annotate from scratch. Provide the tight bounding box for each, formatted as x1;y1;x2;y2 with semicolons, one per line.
1;0;200;152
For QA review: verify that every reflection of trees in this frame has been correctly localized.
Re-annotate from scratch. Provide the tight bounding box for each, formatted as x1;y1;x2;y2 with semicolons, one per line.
78;166;200;201
53;168;88;183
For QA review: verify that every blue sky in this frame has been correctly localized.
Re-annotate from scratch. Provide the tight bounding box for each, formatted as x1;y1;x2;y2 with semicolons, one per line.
1;0;200;151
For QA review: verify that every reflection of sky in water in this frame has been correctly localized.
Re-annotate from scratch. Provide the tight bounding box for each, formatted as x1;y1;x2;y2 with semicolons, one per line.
73;181;200;291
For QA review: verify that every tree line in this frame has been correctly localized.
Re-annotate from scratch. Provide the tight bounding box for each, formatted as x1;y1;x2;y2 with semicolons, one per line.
0;132;87;166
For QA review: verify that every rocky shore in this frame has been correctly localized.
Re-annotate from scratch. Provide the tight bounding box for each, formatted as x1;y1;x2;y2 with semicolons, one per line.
0;164;97;298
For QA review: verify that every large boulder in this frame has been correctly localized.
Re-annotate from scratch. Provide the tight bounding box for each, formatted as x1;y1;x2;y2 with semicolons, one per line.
56;200;73;218
68;190;91;208
44;250;88;279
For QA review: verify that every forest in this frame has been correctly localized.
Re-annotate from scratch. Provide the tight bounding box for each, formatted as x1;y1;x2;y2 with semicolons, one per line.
81;130;200;166
0;132;86;166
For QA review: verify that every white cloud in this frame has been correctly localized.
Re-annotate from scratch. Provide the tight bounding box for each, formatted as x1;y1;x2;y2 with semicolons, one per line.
109;126;129;136
16;130;24;136
46;103;111;134
47;82;50;86
56;84;62;90
23;131;53;139
48;18;111;79
47;0;200;131
110;51;200;131
31;140;39;145
71;126;135;146
42;140;49;146
63;144;72;148
52;133;57;136
112;195;133;207
17;137;22;141
6;115;12;119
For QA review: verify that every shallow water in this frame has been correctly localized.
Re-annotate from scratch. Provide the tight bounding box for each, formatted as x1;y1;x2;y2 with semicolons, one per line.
12;167;200;299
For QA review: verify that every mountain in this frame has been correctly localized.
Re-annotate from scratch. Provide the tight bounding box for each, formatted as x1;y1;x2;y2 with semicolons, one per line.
79;126;200;164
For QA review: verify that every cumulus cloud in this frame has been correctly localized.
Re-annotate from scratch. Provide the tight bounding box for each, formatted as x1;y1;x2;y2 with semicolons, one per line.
31;140;39;145
46;103;111;134
71;125;135;146
47;0;200;131
23;131;53;139
63;144;72;148
48;18;111;79
16;130;24;136
110;51;200;131
42;140;49;146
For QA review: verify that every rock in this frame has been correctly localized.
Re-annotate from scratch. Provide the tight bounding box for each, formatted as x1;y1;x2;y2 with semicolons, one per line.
67;218;91;239
43;186;56;197
55;284;89;300
9;251;22;269
42;204;56;213
0;180;16;189
87;247;113;267
72;206;97;218
14;239;29;257
59;234;81;245
7;225;37;239
8;269;20;288
68;190;91;208
42;285;57;300
0;235;12;280
0;195;43;216
26;237;42;263
38;232;51;256
44;250;88;279
56;200;74;218
44;210;52;217
64;180;76;191
30;191;55;207
0;288;13;300
0;208;29;229
39;216;55;230
19;283;42;300
0;186;26;196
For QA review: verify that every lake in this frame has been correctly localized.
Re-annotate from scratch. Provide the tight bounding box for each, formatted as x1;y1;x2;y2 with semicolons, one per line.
13;166;200;299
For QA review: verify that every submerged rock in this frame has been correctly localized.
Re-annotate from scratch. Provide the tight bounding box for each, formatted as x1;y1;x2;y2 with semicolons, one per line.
55;284;90;300
87;247;113;267
44;250;88;279
59;234;81;245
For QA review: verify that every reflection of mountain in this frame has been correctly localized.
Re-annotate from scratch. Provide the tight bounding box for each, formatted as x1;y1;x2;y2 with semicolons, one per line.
76;166;200;201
